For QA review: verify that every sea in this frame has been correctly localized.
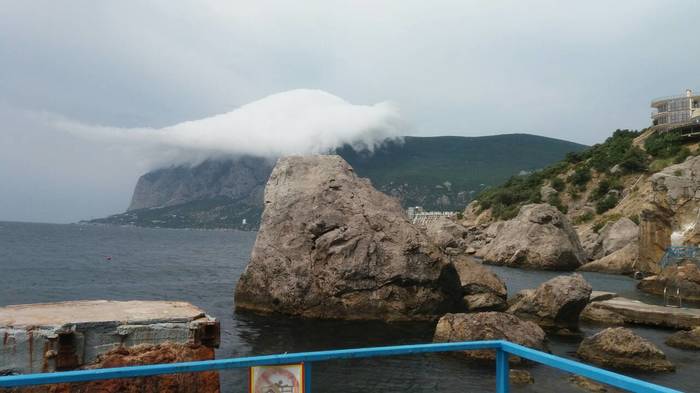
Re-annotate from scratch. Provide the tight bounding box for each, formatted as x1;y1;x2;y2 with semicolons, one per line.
0;221;696;392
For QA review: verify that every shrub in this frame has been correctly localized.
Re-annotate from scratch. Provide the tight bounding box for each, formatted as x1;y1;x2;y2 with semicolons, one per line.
619;147;648;173
588;129;641;172
595;194;619;214
629;214;639;225
547;194;567;214
568;166;591;187
573;211;594;224
590;177;622;201
644;130;682;158
673;147;691;164
551;177;566;192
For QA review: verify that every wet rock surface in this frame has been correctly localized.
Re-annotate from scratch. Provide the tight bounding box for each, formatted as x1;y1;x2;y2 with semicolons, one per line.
433;312;546;362
451;255;507;311
581;296;700;329
576;327;674;372
665;327;700;350
235;155;462;321
637;262;700;302
478;204;586;270
507;274;592;331
569;375;624;393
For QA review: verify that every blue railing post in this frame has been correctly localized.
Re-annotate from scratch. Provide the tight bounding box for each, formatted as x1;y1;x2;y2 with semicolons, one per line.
495;347;509;393
305;362;312;393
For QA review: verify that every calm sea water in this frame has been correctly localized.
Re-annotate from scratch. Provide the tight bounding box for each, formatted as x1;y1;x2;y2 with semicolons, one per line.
0;221;695;392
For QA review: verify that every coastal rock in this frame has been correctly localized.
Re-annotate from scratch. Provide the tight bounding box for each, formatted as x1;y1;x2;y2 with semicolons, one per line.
507;274;592;331
578;243;637;275
637;262;700;302
590;218;639;260
479;204;586;270
510;369;534;385
423;216;469;254
433;312;546;362
452;255;507;311
234;155;462;321
580;304;625;325
638;156;700;273
665;327;700;350
569;375;624;393
576;328;674;372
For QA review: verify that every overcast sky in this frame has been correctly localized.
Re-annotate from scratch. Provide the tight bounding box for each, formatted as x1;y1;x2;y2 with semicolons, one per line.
2;0;699;223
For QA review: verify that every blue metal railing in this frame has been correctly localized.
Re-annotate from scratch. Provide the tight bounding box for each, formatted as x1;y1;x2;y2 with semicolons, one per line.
0;340;682;393
660;246;700;269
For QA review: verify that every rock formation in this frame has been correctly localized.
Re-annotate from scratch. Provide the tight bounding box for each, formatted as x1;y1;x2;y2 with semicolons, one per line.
507;274;592;331
578;243;637;275
665;327;700;350
235;155;463;321
587;218;639;261
639;156;700;273
422;216;470;255
433;312;546;362
451;255;507;311
637;262;700;302
576;328;674;372
478;204;586;270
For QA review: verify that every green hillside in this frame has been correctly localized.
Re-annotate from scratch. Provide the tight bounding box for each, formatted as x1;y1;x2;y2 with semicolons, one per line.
339;134;587;211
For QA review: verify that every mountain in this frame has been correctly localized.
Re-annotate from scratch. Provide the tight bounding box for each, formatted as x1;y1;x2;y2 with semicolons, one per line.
89;134;586;229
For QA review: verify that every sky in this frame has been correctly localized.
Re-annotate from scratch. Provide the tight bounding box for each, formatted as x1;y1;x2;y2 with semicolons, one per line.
1;0;699;223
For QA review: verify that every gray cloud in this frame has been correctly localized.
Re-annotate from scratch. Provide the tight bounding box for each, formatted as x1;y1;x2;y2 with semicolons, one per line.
1;0;699;222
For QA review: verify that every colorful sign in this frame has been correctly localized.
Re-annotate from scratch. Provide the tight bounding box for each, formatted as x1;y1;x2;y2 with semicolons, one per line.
250;363;304;393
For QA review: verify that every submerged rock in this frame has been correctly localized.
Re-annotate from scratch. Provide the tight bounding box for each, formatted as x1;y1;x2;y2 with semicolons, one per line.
569;375;624;393
452;255;507;311
510;369;534;385
637;262;700;302
507;274;592;331
581;296;700;329
433;312;546;362
576;327;674;372
665;327;700;350
578;243;637;275
479;204;586;270
235;155;462;321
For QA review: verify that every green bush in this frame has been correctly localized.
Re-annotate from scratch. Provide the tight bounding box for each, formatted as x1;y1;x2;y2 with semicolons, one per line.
673;147;691;164
588;129;641;172
595;194;619;214
644;130;682;158
547;193;567;214
551;177;565;192
573;211;594;224
568;166;591;187
619;147;648;173
590;177;622;201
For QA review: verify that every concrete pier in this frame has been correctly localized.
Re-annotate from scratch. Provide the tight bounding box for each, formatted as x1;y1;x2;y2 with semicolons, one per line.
0;300;219;375
583;297;700;329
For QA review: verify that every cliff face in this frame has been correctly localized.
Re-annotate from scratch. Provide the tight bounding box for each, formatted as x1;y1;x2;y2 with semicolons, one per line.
129;157;273;211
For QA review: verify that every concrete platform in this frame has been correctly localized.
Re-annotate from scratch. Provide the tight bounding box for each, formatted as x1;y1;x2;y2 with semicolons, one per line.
585;297;700;329
1;300;219;375
0;300;208;328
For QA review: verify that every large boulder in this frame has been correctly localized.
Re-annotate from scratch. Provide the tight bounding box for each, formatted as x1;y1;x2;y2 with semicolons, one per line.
589;218;639;260
479;204;586;270
578;243;638;275
665;327;700;350
452;255;507;311
423;216;469;254
576;328;675;372
507;274;592;331
637;262;700;302
433;312;546;362
234;155;462;321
